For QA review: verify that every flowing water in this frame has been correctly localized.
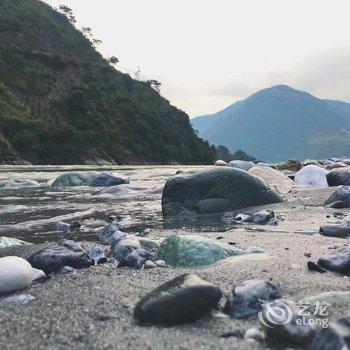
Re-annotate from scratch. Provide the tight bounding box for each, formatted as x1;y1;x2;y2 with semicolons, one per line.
0;165;231;244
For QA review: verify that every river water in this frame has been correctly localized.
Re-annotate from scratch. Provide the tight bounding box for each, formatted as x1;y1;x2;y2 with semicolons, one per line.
0;165;230;243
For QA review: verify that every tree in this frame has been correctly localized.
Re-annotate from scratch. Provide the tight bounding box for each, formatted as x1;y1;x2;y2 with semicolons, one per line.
146;79;161;93
108;56;119;65
58;5;76;24
80;27;102;48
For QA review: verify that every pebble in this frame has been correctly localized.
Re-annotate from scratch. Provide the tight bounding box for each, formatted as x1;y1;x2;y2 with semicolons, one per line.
155;260;166;267
144;260;156;269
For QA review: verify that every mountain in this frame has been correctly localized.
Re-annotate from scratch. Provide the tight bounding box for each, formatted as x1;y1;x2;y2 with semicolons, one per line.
192;85;350;163
0;0;214;165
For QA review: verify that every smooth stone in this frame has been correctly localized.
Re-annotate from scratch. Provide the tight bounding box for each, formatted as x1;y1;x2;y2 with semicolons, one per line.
234;213;251;222
276;160;302;172
97;223;126;246
0;256;45;295
224;279;281;319
317;245;350;274
302;291;350;307
294;165;328;187
2;294;35;305
325;186;350;208
28;240;94;274
134;273;222;325
319;224;350;238
51;171;99;187
250;209;275;223
228;160;255;171
249;166;294;195
89;246;107;264
156;234;245;268
326;162;347;170
108;240;140;262
303;159;320;166
118;248;151;269
310;316;350;350
144;260;156;269
155;260;166;267
90;172;130;187
0;179;40;189
0;237;31;249
260;299;315;346
307;261;327;273
327;168;350;186
215;160;228;166
244;328;265;342
162;167;283;217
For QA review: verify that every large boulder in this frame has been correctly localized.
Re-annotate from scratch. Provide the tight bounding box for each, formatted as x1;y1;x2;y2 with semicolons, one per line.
224;279;281;319
156;234;245;268
276;160;302;172
28;240;94;274
162;167;283;217
325;186;350;208
90;172;130;187
294;165;328;187
0;256;45;295
310;316;350;350
317;245;350;274
228;160;255;171
327;168;350;186
134;273;222;325
0;179;40;189
51;171;99;187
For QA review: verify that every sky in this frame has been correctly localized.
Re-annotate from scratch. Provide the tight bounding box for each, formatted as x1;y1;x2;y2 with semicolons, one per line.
45;0;350;117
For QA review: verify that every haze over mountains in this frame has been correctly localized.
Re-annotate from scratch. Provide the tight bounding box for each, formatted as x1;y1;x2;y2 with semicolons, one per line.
192;85;350;163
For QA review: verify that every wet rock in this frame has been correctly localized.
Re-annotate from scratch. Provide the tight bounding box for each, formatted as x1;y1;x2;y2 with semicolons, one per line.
327;168;350;186
28;240;94;274
0;179;40;189
228;160;255;171
51;171;99;187
215;159;228;166
90;172;130;187
244;328;265;342
156;234;245;268
319;224;350;238
307;261;327;273
224;279;281;319
155;260;166;267
0;237;31;249
276;160;302;172
162;167;283;217
0;256;45;295
108;240;140;262
260;299;315;346
134;273;222;325
2;294;35;305
89;247;107;264
250;210;275;223
310;316;350;350
317;245;350;274
144;260;156;269
97;223;126;246
118;248;151;268
325;186;350;208
294;165;328;187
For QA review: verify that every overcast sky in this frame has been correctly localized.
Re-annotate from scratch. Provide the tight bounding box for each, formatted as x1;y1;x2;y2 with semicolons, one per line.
45;0;350;117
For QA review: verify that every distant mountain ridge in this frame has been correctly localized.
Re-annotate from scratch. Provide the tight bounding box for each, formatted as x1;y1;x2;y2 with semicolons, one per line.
192;85;350;162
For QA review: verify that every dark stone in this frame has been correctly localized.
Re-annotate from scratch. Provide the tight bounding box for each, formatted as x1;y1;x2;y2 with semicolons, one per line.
69;221;81;231
109;240;140;262
118;248;151;268
162;167;283;216
250;210;275;223
220;330;244;339
261;299;315;346
224;279;281;319
310;316;350;350
134;273;222;325
327;168;350;186
97;223;126;246
28;240;94;274
319;224;350;238
325;186;350;208
318;246;350;274
276;160;302;172
307;261;327;273
90;172;130;187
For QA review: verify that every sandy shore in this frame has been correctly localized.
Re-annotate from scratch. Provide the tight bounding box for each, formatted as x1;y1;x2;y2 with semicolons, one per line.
1;186;350;350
